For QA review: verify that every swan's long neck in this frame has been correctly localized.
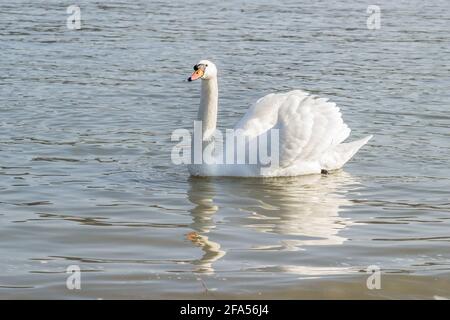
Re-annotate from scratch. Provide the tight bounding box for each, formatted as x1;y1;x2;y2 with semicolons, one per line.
198;77;218;141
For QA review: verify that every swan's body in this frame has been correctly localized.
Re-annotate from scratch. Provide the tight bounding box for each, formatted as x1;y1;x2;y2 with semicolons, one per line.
187;60;372;177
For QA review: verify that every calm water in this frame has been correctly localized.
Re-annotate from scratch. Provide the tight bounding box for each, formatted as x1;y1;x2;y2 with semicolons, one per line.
1;0;449;299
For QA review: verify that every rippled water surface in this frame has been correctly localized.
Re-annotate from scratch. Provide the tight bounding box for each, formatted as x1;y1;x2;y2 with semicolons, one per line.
1;0;449;299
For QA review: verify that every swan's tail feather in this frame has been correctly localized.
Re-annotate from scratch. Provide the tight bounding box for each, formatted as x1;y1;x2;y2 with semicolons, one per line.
320;135;373;171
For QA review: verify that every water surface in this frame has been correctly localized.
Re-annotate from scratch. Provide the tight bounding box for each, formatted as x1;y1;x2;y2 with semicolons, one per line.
1;0;449;299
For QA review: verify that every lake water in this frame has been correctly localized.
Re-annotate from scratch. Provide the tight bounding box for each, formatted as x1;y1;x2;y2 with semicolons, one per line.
1;0;449;299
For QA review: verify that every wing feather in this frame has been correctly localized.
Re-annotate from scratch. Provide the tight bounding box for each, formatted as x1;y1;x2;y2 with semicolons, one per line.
234;89;363;172
273;91;352;168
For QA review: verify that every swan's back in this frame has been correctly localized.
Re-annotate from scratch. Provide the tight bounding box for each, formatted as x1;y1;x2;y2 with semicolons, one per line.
233;90;372;176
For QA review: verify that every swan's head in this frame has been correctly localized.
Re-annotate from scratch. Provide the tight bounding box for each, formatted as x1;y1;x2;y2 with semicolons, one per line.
188;60;217;81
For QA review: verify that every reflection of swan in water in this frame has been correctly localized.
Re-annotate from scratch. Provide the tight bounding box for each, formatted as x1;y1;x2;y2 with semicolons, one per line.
186;171;359;274
236;171;358;250
187;180;225;274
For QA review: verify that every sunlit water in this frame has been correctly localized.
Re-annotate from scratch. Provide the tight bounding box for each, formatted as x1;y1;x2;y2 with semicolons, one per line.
1;0;449;299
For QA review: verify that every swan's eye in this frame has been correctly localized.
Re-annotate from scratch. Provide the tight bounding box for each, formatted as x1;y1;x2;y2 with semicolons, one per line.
205;64;208;67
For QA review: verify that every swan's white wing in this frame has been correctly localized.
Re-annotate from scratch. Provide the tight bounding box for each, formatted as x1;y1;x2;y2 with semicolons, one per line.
234;90;369;174
273;91;351;168
234;92;291;138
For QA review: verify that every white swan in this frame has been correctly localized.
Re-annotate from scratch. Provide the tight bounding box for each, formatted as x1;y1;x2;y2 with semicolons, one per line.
187;60;372;177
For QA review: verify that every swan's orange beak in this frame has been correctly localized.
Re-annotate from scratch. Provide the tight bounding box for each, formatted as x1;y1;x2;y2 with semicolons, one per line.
188;69;204;81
